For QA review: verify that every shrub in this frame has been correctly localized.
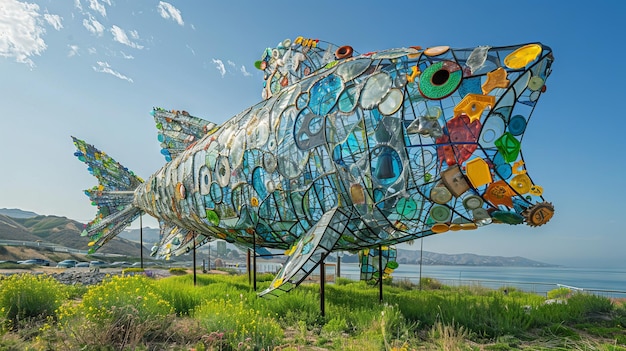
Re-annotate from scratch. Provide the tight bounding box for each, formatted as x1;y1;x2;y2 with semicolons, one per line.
420;277;444;290
121;267;145;275
194;295;283;349
155;276;206;316
0;273;68;330
169;267;188;275
55;275;174;350
547;287;571;299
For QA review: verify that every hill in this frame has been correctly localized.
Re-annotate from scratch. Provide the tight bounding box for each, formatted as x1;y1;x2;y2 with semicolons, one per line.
0;208;39;219
118;227;162;245
328;248;555;267
0;213;149;258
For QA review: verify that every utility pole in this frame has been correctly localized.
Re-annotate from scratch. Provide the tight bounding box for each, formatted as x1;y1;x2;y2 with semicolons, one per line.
139;214;144;269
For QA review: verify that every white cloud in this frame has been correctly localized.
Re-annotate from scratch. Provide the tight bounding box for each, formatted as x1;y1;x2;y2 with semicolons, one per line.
120;51;134;59
88;0;107;17
75;0;83;11
0;0;47;67
68;45;79;57
93;61;133;83
87;47;97;54
212;59;225;77
83;14;105;36
157;2;184;26
43;13;63;31
241;65;252;77
110;25;144;49
227;60;235;68
128;29;139;40
186;44;195;56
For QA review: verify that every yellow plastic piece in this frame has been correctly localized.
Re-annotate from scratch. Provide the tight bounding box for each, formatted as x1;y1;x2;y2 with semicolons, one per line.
466;158;492;188
482;67;510;94
406;65;420;83
272;278;284;288
510;174;532;194
285;246;296;256
530;185;543;196
504;44;542;69
453;94;495;122
393;221;408;231
449;223;462;231
461;222;478;230
512;160;526;174
87;241;95;247
431;223;449;233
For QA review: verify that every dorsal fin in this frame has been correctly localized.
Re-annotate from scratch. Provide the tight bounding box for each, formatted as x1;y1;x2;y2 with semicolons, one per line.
152;108;219;161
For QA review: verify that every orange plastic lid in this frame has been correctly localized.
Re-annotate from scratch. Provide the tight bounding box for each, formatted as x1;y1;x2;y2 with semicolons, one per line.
466;158;492;188
431;223;449;233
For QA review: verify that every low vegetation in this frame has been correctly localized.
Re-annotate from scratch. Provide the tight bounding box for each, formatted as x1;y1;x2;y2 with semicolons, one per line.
0;272;623;350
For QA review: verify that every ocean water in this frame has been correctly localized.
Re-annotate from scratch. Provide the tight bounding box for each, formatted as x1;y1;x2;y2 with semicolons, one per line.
338;263;626;296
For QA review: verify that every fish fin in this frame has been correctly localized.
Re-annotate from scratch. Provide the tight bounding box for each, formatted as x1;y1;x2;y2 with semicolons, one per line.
259;207;350;298
152;108;219;161
152;222;211;259
359;245;399;285
72;137;143;253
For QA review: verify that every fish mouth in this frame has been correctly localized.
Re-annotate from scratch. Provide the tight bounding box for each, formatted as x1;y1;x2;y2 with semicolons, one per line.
485;45;554;227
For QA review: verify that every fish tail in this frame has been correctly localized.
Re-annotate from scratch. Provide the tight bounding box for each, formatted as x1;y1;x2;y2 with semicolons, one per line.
72;137;144;253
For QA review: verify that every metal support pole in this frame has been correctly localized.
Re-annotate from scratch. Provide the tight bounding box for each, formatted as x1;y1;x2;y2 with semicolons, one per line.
253;232;257;291
247;249;251;286
320;261;326;317
193;235;197;286
139;214;143;269
337;253;341;278
419;237;424;291
378;245;383;303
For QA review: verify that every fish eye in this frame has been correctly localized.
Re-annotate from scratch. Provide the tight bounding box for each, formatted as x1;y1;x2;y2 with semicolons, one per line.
418;60;462;100
431;69;450;86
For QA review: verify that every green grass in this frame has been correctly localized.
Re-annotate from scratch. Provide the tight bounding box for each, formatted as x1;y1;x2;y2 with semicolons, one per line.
0;272;623;350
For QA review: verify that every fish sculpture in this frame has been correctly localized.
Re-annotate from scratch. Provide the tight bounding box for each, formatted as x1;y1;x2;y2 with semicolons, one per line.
73;37;555;297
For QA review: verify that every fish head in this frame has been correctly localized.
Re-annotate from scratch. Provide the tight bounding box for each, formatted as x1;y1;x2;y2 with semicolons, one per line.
400;43;555;228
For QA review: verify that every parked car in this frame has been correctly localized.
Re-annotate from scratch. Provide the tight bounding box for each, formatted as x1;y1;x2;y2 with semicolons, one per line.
110;261;131;267
89;260;109;268
75;261;90;267
18;259;50;266
56;260;78;268
132;261;159;267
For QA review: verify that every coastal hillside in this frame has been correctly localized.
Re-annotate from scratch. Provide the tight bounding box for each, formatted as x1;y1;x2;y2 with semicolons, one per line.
0;210;148;257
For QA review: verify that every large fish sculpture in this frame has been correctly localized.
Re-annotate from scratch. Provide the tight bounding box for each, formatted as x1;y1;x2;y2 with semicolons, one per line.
73;37;555;297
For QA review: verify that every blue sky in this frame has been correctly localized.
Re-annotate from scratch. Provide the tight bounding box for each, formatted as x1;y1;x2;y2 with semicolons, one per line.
1;0;625;268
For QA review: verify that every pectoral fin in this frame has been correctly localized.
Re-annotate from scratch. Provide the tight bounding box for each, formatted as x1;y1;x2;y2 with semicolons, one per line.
259;207;349;298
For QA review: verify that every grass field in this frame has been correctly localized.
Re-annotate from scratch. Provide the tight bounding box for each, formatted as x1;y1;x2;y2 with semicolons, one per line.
0;270;624;350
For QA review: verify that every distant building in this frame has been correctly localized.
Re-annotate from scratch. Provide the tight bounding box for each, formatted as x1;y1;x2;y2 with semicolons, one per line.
216;241;227;257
